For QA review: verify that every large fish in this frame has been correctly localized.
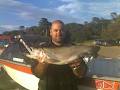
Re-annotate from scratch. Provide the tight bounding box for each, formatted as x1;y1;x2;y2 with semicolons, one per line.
26;45;100;65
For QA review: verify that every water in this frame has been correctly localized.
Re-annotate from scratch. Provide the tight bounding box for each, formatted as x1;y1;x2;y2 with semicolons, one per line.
87;57;120;78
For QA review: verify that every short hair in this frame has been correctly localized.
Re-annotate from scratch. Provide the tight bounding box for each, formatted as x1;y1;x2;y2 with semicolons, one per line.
51;20;64;26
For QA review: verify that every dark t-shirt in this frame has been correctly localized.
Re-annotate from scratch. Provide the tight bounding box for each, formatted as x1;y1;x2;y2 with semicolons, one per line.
32;41;80;90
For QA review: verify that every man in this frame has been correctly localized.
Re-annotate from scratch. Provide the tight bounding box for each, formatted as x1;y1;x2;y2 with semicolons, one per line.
32;20;87;90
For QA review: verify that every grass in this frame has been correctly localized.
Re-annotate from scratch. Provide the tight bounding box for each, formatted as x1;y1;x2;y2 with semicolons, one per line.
76;40;95;46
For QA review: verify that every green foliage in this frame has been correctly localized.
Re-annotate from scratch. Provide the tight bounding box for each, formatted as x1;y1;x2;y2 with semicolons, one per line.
2;13;120;42
64;23;85;42
101;23;120;39
38;18;51;36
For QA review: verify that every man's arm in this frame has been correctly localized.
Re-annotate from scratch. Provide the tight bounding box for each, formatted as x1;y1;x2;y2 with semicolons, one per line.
31;61;48;78
28;43;49;78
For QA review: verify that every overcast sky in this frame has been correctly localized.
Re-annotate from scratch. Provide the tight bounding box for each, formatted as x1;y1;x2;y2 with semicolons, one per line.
0;0;120;33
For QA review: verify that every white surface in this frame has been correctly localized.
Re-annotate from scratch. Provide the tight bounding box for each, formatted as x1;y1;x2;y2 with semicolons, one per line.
3;65;39;90
13;57;24;63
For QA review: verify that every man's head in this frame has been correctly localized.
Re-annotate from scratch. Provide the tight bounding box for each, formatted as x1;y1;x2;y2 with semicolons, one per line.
50;20;65;45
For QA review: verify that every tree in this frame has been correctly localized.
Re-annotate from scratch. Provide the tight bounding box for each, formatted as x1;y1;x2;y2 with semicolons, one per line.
64;23;85;42
92;17;100;24
38;18;51;36
28;26;39;35
111;12;118;21
83;25;93;40
101;23;120;39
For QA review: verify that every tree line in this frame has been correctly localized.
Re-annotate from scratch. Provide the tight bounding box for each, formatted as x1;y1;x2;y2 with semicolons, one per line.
3;12;120;43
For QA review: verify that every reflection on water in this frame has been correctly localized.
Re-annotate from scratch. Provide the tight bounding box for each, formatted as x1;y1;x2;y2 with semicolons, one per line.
87;57;120;78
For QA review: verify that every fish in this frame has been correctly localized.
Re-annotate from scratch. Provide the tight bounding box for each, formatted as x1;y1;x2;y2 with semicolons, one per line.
26;45;100;65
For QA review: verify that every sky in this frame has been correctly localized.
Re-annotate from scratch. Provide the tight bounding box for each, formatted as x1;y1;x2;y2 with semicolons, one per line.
0;0;120;33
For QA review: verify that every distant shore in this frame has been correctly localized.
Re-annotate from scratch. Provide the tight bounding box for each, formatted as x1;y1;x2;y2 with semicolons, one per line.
98;46;120;59
79;41;120;59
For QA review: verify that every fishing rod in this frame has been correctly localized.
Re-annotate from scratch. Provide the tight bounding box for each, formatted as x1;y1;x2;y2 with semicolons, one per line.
15;35;46;63
14;35;32;54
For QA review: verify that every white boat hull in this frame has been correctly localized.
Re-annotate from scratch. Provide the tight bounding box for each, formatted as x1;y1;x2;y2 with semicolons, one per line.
0;59;39;90
3;65;39;90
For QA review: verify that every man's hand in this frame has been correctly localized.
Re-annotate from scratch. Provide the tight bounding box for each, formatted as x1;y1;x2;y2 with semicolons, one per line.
26;48;47;63
69;58;87;78
32;62;49;78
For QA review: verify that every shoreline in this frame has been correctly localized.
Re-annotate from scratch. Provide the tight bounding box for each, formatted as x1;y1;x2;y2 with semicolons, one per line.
98;46;120;59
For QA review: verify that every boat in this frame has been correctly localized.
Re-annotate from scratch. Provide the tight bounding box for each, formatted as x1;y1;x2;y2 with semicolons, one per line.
0;59;39;90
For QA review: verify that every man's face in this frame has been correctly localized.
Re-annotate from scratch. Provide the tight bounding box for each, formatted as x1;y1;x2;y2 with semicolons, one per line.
50;23;65;43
